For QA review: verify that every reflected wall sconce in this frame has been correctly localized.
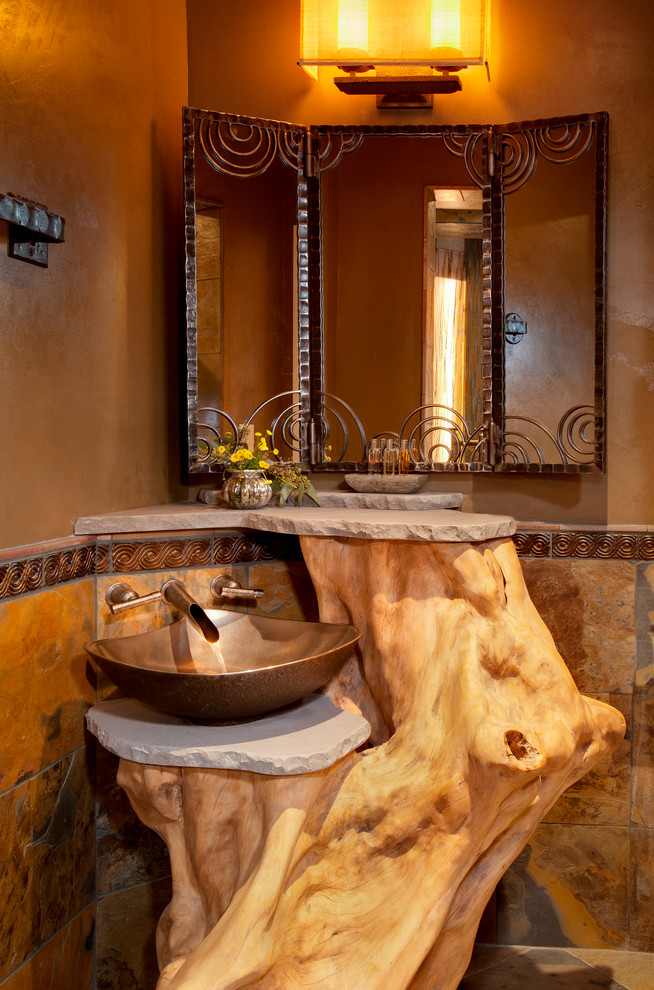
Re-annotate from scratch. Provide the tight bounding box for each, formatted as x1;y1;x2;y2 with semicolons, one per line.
505;312;528;345
299;0;490;108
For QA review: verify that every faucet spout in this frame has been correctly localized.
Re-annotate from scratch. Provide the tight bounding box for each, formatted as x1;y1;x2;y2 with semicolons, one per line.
161;580;220;644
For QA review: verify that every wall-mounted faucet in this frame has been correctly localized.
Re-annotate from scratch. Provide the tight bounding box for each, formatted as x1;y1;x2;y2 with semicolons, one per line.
105;580;220;644
210;574;264;602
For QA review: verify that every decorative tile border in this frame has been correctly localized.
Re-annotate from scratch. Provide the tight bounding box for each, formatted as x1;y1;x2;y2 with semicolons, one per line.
112;539;212;572
1;528;652;602
515;531;654;560
0;532;303;602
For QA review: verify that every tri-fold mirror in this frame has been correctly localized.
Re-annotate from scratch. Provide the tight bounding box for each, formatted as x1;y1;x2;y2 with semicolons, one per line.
183;107;607;475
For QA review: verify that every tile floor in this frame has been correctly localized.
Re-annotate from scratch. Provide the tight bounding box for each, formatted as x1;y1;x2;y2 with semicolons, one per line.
458;945;654;990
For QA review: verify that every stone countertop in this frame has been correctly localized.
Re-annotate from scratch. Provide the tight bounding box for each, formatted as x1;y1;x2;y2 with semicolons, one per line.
75;500;515;543
86;695;372;775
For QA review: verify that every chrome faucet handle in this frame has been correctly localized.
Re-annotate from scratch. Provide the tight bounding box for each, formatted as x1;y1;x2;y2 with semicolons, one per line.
105;582;162;613
210;574;264;601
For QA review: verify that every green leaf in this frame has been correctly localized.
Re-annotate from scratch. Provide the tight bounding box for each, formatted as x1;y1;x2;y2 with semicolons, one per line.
304;482;320;506
279;482;293;506
297;481;305;506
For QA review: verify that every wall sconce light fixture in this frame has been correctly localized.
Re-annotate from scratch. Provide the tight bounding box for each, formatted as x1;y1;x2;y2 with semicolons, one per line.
0;192;65;268
299;0;489;108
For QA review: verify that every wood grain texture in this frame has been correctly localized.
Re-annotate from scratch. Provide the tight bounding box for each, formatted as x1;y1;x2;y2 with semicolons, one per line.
116;536;625;990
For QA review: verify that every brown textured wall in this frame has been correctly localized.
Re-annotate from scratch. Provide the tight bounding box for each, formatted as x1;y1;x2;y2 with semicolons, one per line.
187;0;654;526
0;0;189;550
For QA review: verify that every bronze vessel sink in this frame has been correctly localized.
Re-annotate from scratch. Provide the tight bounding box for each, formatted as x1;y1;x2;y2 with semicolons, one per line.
86;610;360;723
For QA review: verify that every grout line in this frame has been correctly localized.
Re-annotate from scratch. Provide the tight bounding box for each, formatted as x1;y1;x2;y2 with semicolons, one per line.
0;742;89;799
0;902;95;987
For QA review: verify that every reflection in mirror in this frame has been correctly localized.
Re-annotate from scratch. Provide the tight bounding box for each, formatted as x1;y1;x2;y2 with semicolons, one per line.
497;116;606;469
318;130;489;468
184;109;305;472
183;110;607;476
195;201;223;410
423;186;484;462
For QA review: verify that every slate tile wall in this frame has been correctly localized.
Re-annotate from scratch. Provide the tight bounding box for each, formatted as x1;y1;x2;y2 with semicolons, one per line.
1;529;651;988
0;571;96;988
485;556;654;953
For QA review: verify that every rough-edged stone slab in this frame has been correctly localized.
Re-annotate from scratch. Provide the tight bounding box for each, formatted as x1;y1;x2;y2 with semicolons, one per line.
197;489;464;511
75;503;513;542
250;506;515;542
86;695;371;775
307;491;464;510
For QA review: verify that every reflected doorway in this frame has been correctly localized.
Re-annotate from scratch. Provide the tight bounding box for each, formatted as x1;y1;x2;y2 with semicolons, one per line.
423;186;483;461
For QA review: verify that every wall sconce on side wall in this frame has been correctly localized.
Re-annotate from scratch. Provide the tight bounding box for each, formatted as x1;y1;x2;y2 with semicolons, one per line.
0;192;65;268
299;0;490;108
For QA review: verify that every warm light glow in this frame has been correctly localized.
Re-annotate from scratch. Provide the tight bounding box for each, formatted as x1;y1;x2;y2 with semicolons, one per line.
337;0;369;57
299;0;487;67
431;1;461;55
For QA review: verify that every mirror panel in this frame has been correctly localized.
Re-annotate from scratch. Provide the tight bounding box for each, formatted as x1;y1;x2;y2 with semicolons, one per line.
312;125;492;469
184;108;306;472
496;114;606;470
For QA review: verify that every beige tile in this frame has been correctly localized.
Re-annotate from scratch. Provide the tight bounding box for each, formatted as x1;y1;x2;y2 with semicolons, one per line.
464;943;526;976
545;694;631;826
496;824;629;949
522;558;636;694
460;946;645;988
630;829;654;952
631;696;654;827
635;564;654;694
569;947;654;990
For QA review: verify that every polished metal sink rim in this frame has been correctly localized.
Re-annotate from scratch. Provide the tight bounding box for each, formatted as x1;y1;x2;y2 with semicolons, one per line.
85;610;361;722
86;611;359;675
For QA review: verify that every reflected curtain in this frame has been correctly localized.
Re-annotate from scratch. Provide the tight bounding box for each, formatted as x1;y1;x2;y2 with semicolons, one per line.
464;238;483;430
425;248;466;460
431;247;467;414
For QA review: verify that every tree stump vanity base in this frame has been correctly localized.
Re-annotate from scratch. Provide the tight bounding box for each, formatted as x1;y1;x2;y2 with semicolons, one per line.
114;535;624;990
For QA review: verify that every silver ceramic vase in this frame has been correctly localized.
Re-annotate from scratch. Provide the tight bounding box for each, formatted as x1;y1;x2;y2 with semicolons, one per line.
221;469;273;509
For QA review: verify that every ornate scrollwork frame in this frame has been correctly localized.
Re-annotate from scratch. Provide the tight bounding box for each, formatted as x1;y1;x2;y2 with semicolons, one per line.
183;108;607;477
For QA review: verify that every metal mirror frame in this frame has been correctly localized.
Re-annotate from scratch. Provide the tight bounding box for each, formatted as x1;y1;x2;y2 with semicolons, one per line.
182;106;310;474
182;107;607;476
489;111;608;474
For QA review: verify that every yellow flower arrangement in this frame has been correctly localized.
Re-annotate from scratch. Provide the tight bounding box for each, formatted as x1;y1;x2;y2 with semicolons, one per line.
209;428;320;505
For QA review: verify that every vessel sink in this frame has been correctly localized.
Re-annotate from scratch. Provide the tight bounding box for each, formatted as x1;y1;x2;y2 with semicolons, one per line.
85;610;360;723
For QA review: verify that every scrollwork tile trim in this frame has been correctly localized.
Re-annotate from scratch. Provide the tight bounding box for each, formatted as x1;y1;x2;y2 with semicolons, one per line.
516;531;650;560
512;532;551;557
111;539;212;573
0;557;44;599
44;545;96;585
1;528;653;603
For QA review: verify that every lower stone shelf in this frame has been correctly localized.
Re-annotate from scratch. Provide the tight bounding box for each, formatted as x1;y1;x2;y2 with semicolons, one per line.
86;695;371;775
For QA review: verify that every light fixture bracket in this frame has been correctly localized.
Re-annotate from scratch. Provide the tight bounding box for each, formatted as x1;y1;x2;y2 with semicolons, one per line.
333;73;462;109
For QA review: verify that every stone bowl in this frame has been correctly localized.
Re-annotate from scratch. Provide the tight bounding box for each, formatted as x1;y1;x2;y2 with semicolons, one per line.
344;473;427;494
